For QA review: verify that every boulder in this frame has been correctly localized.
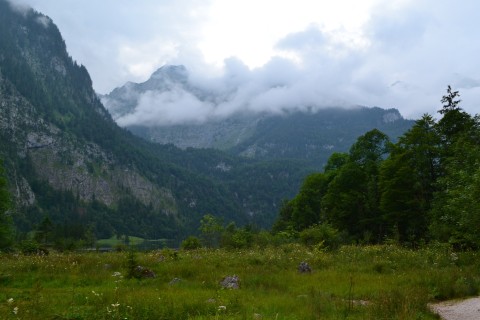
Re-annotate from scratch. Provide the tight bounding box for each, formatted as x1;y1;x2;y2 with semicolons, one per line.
133;265;156;278
298;261;312;273
220;275;240;289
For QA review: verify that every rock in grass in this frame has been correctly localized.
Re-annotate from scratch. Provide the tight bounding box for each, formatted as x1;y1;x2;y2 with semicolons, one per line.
220;275;240;289
298;261;312;273
134;265;156;278
169;277;182;285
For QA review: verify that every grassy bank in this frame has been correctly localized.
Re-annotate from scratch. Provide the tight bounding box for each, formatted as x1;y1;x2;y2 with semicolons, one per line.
0;244;479;319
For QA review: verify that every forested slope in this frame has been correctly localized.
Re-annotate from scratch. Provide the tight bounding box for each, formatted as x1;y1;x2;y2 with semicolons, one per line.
275;86;480;249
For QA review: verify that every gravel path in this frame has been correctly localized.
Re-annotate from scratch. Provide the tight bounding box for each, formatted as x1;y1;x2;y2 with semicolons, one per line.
429;297;480;320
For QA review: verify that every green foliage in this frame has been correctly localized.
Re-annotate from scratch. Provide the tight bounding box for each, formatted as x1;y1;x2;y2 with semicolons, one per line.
324;152;349;173
17;239;48;255
0;159;12;250
221;223;254;249
199;214;224;248
299;223;343;250
181;235;202;250
274;173;330;233
275;86;480;248
125;249;139;279
379;115;439;243
227;107;413;169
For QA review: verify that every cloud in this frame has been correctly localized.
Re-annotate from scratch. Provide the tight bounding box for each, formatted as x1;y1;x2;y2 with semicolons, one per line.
117;87;215;126
14;0;480;120
16;0;212;93
6;0;32;16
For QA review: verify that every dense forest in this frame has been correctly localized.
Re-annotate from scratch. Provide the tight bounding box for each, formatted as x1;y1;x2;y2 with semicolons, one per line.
274;86;480;249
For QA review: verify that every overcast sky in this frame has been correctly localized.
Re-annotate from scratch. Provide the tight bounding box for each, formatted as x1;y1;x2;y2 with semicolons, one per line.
10;0;480;120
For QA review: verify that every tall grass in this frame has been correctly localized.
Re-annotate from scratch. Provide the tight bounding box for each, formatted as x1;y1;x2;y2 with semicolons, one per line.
0;244;478;319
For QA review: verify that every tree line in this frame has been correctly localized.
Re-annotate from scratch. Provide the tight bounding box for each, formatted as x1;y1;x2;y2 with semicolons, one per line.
273;86;480;249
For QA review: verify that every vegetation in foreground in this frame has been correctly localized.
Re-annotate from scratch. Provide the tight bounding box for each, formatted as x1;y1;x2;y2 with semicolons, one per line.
1;244;479;319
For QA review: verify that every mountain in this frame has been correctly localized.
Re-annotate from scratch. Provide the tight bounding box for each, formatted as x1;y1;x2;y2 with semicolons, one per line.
102;66;414;170
0;1;310;241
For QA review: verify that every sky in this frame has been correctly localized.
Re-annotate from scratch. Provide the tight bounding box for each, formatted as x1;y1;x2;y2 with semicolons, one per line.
9;0;480;122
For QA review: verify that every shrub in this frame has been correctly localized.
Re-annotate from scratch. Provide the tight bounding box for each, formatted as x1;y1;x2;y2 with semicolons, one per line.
299;223;343;250
181;236;201;250
18;239;48;255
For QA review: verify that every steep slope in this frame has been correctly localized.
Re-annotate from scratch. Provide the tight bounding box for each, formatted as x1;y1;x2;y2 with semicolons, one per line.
0;1;308;240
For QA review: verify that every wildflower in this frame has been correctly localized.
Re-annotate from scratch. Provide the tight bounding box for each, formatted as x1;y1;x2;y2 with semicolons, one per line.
112;271;122;277
112;302;120;308
218;305;227;311
7;298;14;304
13;306;18;315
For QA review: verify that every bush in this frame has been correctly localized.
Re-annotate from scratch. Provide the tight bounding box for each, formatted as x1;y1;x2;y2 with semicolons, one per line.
181;236;201;250
299;223;343;251
18;239;48;255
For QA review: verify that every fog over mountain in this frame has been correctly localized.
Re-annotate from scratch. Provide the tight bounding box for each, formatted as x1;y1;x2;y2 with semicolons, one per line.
9;0;480;121
103;59;373;127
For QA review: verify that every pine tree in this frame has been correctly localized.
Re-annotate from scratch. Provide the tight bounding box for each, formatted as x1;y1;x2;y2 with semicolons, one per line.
0;160;13;249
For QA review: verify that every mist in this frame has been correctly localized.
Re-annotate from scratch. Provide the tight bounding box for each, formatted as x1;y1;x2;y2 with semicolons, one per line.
108;13;480;128
12;0;480;125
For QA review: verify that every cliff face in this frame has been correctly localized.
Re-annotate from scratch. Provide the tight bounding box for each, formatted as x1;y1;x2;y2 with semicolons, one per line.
0;0;177;211
0;1;226;238
0;1;312;238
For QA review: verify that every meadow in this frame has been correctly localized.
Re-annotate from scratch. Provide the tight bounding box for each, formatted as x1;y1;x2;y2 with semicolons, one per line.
0;244;479;319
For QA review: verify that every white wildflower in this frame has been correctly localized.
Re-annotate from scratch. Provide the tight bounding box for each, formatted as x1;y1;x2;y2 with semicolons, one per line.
7;298;14;304
218;305;227;311
13;306;18;315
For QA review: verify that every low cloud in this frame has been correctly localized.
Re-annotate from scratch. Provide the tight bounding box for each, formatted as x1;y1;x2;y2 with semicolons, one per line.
6;0;32;16
110;0;480;126
13;0;480;123
117;88;215;126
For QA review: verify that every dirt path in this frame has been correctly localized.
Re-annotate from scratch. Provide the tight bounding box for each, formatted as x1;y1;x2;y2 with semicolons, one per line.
429;297;480;320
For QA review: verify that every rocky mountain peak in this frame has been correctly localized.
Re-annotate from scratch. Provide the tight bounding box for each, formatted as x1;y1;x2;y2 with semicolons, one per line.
151;65;188;82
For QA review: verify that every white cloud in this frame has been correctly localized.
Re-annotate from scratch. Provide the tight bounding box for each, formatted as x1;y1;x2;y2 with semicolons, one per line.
6;0;32;16
10;0;480;120
117;87;215;126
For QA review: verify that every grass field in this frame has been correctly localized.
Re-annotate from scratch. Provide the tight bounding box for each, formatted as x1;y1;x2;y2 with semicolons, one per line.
96;236;171;251
0;244;479;319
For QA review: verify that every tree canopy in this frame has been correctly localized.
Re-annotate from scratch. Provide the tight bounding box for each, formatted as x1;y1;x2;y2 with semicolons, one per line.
0;159;13;249
274;86;480;248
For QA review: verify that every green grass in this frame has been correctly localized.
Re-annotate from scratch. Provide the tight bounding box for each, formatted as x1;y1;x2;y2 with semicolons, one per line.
96;236;170;251
0;244;479;319
96;235;146;247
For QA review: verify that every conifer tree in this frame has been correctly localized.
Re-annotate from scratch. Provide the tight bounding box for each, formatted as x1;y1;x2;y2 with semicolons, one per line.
0;160;13;249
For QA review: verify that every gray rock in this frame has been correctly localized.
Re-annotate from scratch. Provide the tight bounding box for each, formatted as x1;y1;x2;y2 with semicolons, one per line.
169;277;182;285
134;265;156;278
298;261;312;273
220;275;240;289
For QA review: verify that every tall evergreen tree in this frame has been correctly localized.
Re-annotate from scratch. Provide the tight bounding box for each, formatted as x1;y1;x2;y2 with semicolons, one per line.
430;92;480;248
0;160;13;249
379;115;439;242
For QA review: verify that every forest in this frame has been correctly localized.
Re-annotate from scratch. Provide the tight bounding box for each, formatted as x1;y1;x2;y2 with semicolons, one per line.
273;86;480;249
2;86;479;253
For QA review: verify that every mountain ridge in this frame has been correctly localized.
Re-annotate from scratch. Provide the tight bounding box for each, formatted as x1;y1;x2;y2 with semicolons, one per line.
1;1;307;240
102;65;414;169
